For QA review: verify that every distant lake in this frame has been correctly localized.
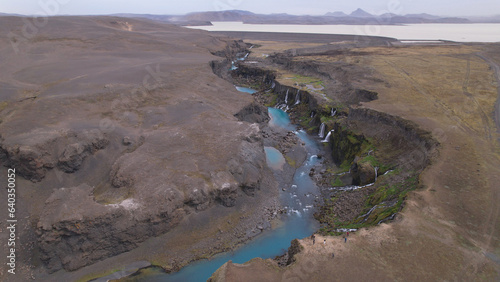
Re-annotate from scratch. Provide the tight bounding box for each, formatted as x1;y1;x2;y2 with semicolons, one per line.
188;22;500;42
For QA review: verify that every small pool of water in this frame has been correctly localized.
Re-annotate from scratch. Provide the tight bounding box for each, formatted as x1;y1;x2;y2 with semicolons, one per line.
264;147;286;170
235;86;257;94
268;107;293;130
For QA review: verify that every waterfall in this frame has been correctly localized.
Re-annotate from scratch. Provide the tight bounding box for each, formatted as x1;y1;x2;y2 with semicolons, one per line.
275;89;290;112
331;108;336;117
318;123;326;139
244;53;249;58
310;111;315;118
321;130;333;143
359;205;378;223
230;61;238;71
330;181;375;192
374;167;379;182
271;82;275;89
277;104;289;112
294;89;301;105
382;169;394;176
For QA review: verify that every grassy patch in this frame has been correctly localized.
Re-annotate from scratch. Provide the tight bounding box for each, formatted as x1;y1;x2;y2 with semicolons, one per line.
317;170;420;234
330;177;344;187
320;115;335;124
299;115;312;128
367;173;418;206
284;74;325;89
285;155;297;168
0;101;8;112
346;134;360;144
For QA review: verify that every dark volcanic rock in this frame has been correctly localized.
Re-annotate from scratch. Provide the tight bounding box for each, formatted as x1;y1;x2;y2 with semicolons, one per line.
36;184;185;272
353;89;378;102
57;130;109;173
275;238;303;267
1;145;53;182
234;102;269;124
351;157;376;186
0;129;108;181
329;123;365;166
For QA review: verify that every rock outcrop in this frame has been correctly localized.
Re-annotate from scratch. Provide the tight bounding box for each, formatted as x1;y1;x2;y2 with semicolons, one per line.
329;123;365;166
0;129;109;182
234;102;269;124
351;157;376;186
36;184;185;272
57;130;109;173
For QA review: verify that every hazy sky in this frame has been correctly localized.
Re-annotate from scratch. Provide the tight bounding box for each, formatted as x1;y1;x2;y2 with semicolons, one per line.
1;0;499;17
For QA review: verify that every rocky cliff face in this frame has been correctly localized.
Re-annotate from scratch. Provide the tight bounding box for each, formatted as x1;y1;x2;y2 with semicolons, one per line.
0;129;109;181
37;184;184;271
329;122;365;166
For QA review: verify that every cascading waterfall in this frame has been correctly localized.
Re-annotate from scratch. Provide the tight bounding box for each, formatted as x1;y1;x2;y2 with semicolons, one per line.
382;170;394;176
230;61;238;71
330;181;375;192
272;82;276;89
310;111;315;118
331;108;336;117
318;123;326;139
294;89;301;105
277;104;289;112
321;130;333;143
330;167;380;192
276;89;290;112
359;205;378;223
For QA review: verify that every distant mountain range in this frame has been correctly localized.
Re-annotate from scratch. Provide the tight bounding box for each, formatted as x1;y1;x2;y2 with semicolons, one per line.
2;9;500;25
111;9;500;25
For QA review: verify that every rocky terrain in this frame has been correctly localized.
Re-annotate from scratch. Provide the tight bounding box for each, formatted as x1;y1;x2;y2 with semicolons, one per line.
0;16;311;281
